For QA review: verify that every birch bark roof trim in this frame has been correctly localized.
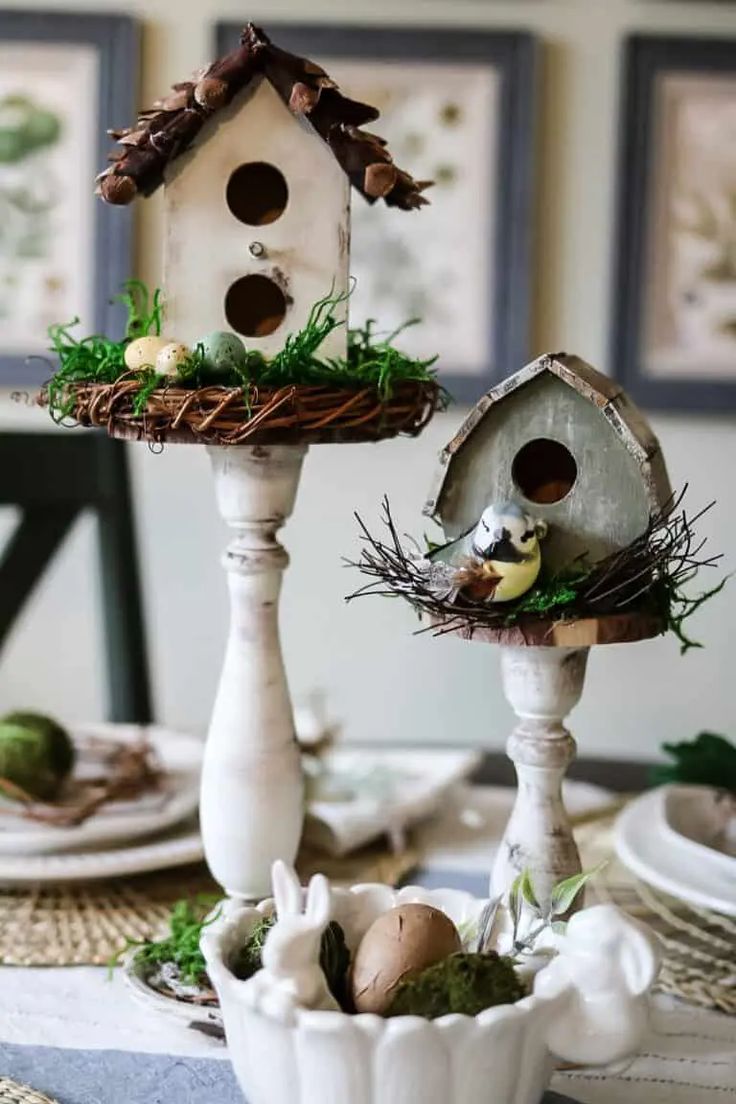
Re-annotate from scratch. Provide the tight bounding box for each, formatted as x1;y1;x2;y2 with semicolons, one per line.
96;22;433;211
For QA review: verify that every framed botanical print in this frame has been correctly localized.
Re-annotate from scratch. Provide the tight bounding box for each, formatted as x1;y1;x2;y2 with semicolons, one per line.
611;34;736;411
217;22;537;402
0;11;137;385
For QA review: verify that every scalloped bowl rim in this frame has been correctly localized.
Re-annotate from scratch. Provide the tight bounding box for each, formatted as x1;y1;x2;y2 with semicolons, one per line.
201;882;549;1037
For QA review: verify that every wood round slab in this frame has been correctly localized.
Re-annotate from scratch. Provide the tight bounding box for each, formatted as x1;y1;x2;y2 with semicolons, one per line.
430;611;665;648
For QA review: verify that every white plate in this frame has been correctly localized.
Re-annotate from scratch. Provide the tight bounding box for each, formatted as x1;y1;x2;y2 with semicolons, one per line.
122;947;224;1036
0;818;203;884
614;785;736;916
0;723;203;855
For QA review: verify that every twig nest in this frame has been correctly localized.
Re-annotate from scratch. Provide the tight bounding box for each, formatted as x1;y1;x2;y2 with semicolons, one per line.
199;331;246;378
155;341;190;378
351;903;461;1014
124;335;169;371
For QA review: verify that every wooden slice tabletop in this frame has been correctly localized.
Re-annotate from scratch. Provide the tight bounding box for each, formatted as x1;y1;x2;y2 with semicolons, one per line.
429;611;665;648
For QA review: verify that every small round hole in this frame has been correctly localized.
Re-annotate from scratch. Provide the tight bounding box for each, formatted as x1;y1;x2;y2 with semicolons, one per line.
224;274;287;337
226;162;288;226
512;438;577;504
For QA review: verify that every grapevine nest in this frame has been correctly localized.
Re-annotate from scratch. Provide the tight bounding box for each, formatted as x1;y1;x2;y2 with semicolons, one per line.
346;491;726;653
39;283;446;446
49;375;441;446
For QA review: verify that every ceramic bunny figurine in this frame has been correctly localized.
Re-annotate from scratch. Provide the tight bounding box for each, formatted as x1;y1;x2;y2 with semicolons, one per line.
534;904;660;1064
244;860;340;1022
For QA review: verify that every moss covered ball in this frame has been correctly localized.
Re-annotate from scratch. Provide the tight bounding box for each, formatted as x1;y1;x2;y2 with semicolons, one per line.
0;713;74;799
386;951;525;1019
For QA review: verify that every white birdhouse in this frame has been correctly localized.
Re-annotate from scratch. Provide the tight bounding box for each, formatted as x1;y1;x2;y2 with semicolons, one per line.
97;23;430;361
162;78;350;358
425;352;673;573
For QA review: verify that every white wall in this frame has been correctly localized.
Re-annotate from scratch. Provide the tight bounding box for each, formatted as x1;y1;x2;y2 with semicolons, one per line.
1;0;734;761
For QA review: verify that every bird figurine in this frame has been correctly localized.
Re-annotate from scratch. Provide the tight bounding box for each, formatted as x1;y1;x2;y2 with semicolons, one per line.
425;501;548;605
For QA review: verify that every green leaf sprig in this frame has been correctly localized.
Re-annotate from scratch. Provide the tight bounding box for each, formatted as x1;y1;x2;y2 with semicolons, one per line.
507;863;606;955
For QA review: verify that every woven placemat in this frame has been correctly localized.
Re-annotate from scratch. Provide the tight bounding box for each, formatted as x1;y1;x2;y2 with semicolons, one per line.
0;839;419;967
0;1078;58;1104
575;805;736;1015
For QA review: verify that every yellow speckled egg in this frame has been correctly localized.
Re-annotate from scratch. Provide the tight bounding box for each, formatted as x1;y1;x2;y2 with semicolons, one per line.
155;342;190;378
351;903;462;1015
124;335;169;371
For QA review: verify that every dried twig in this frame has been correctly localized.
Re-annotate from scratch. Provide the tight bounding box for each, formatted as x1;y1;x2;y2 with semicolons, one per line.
0;739;162;827
345;492;724;646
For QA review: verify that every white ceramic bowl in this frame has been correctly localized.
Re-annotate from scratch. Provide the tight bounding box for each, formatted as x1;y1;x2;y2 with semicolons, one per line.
201;884;659;1104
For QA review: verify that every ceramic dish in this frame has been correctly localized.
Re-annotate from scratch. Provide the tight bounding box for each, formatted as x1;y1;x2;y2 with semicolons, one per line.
0;819;203;884
201;884;659;1104
615;785;736;916
123;947;223;1038
0;723;202;855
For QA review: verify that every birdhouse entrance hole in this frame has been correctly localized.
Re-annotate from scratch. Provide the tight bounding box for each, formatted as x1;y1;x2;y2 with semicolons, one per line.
512;438;578;504
225;274;287;337
226;162;289;226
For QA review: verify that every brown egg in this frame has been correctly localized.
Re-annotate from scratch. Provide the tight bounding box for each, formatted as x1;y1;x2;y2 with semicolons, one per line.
351;903;461;1015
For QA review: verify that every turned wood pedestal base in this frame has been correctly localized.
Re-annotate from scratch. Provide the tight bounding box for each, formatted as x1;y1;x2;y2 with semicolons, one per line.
448;613;663;911
201;444;307;900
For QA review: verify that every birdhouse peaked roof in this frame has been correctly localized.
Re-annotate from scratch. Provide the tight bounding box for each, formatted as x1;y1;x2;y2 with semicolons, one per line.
424;351;672;519
97;22;432;212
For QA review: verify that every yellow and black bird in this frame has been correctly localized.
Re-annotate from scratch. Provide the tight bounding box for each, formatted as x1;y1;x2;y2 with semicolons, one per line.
427;501;548;604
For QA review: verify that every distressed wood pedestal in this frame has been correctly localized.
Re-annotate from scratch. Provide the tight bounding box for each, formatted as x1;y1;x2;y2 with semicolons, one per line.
202;444;307;899
456;613;663;911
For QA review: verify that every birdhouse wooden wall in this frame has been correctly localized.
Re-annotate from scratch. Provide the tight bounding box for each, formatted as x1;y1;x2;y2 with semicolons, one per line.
426;356;671;574
162;77;350;357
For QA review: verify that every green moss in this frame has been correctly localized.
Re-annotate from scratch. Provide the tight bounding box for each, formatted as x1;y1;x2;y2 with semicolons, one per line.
651;731;736;793
385;952;524;1019
44;284;445;418
2;712;74;778
0;722;62;800
113;896;221;986
231;915;275;981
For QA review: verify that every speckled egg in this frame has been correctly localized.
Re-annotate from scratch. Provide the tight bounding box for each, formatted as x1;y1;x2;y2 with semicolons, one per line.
351;903;462;1015
124;335;169;371
199;331;246;376
155;342;190;378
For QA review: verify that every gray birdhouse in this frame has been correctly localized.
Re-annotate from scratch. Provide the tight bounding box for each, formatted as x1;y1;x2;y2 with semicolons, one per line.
425;352;672;573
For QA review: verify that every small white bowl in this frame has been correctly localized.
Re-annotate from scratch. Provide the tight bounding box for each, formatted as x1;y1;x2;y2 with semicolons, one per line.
201;884;659;1104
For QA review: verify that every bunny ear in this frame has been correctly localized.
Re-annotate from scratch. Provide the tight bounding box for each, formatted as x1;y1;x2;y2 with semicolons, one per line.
305;873;332;928
271;860;303;918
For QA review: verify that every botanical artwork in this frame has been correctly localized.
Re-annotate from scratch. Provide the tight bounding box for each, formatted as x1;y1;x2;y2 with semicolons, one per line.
321;59;499;381
0;43;97;356
645;73;736;380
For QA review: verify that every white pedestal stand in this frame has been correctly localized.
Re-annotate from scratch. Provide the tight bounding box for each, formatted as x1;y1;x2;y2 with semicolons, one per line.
201;444;307;899
490;645;588;909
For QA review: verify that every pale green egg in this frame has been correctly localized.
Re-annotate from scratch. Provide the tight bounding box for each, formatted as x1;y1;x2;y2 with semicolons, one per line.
124;335;169;371
199;331;247;377
156;341;190;378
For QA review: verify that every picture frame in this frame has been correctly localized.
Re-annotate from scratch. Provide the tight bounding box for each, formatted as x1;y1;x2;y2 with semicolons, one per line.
611;34;736;412
0;10;138;385
216;21;537;403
